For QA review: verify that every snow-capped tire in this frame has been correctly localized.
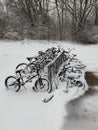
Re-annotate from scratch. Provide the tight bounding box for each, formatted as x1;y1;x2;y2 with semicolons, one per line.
34;78;52;93
16;63;27;70
75;64;86;69
5;76;20;92
16;63;33;74
76;80;84;88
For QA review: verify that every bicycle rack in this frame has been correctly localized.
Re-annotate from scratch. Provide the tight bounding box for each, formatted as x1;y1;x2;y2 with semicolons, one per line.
47;51;67;89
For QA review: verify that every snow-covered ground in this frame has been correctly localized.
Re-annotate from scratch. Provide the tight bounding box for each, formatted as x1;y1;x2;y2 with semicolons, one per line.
0;40;98;130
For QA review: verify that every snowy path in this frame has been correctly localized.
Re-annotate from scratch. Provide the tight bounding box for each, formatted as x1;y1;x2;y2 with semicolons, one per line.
0;40;98;130
62;87;98;130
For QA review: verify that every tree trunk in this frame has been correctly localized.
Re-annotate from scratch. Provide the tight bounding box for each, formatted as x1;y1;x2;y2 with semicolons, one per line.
95;7;98;25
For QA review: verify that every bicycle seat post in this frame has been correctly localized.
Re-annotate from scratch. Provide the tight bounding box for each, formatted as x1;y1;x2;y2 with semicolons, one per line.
15;69;23;77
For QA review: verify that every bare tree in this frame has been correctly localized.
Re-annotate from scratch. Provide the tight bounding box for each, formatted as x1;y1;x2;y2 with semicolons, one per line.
6;0;47;25
95;0;98;25
67;0;95;40
54;0;67;40
3;0;97;41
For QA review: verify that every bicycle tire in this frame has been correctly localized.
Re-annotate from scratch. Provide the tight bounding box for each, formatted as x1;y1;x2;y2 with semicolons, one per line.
34;78;52;93
16;63;31;74
75;63;86;69
76;80;84;88
16;63;27;70
58;72;65;82
5;76;20;92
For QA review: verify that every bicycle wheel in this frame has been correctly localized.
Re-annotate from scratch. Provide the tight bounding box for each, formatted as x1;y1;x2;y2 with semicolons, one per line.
5;76;20;92
34;78;52;93
16;63;29;74
76;80;84;88
75;63;86;69
58;72;66;82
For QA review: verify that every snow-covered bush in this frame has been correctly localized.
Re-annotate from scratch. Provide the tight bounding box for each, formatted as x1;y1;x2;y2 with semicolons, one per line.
76;25;98;44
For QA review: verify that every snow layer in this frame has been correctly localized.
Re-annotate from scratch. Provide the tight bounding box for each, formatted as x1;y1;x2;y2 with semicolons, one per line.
0;40;98;130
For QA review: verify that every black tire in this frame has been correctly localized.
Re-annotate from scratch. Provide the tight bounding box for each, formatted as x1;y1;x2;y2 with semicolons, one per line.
34;78;52;93
76;80;84;88
5;76;20;92
16;63;27;70
16;63;30;74
75;64;86;69
58;72;65;82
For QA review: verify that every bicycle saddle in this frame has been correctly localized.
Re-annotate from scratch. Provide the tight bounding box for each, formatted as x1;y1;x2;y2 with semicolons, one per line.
26;57;34;61
15;69;23;74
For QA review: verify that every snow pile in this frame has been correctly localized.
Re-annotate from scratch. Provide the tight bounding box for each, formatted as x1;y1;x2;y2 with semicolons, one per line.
0;40;98;130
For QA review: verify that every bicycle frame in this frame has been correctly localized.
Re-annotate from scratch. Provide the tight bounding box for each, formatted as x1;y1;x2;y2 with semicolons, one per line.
15;70;37;88
16;62;46;88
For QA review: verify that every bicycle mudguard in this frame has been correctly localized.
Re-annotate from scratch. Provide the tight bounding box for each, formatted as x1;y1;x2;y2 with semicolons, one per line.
42;95;54;103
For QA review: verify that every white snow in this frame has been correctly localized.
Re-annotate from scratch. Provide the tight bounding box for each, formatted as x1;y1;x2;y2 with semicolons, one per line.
0;40;98;130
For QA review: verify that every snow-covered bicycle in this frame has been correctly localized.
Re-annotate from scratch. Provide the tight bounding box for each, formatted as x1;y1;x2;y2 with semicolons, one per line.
5;64;52;93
